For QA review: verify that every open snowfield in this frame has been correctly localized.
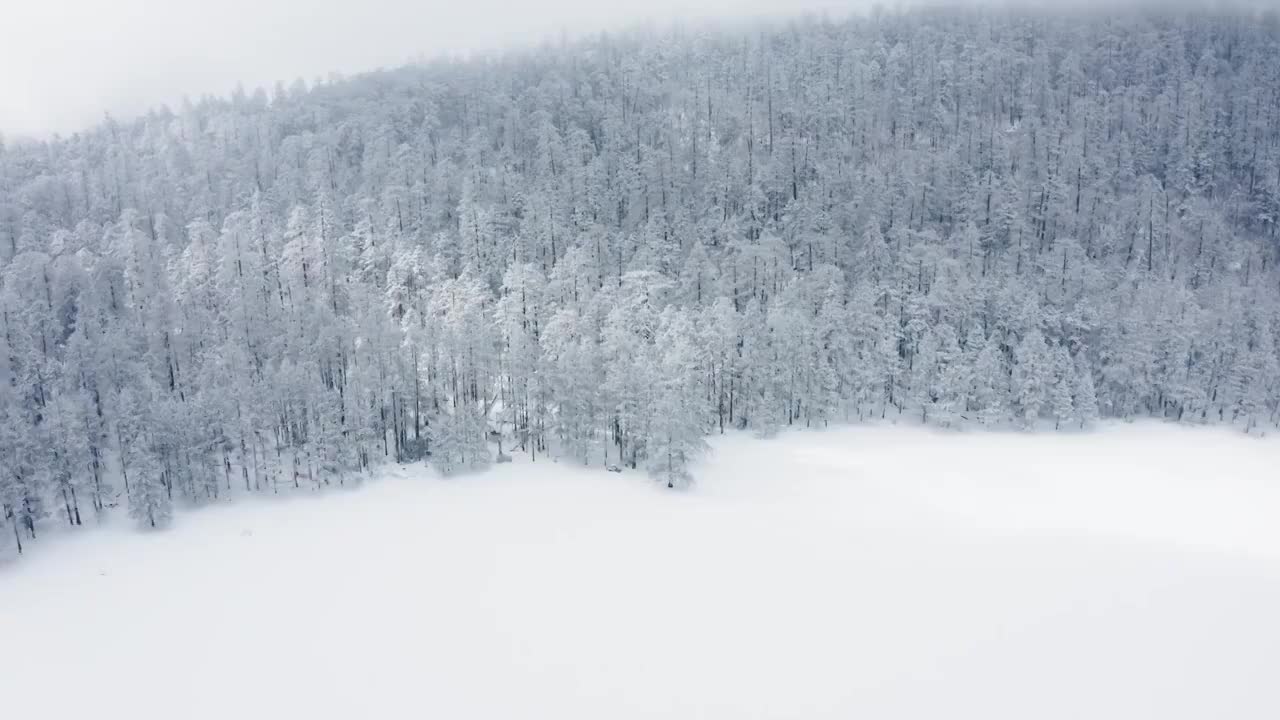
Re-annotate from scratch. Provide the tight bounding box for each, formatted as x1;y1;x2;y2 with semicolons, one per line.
3;423;1280;719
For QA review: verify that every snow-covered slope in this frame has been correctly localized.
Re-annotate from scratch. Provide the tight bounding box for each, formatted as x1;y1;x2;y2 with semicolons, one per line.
3;423;1279;719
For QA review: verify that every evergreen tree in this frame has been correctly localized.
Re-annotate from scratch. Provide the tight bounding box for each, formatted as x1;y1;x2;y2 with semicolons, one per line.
0;7;1276;547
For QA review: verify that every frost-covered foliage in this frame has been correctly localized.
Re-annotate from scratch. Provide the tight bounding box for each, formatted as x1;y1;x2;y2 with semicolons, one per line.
1;8;1279;544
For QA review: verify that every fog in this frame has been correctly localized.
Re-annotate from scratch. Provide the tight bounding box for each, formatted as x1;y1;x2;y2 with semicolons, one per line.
0;0;1265;139
1;0;863;138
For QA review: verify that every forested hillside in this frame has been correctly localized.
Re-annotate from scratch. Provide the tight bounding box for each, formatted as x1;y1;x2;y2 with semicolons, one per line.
2;7;1278;543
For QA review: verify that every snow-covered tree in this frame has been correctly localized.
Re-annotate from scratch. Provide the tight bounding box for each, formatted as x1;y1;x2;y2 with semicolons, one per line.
1;6;1277;548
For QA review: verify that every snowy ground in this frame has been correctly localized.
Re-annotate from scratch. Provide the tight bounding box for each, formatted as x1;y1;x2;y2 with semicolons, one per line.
3;423;1280;719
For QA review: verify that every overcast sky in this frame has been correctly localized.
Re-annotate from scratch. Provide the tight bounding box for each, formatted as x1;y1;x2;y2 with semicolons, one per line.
1;0;870;138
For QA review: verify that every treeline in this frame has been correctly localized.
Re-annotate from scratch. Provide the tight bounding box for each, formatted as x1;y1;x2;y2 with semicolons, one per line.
2;7;1279;548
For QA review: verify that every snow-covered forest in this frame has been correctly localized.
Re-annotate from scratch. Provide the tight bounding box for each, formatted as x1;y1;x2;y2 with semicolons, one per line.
1;7;1279;543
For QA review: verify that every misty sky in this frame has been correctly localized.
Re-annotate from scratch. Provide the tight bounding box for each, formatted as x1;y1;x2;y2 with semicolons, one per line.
1;0;864;138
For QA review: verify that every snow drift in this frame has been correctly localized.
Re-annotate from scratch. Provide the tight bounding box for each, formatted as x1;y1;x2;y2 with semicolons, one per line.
2;423;1279;719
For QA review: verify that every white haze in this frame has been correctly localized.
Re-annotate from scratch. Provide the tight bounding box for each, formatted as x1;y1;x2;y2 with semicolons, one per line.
6;0;1262;139
0;0;861;139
